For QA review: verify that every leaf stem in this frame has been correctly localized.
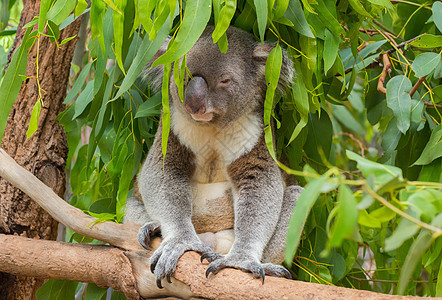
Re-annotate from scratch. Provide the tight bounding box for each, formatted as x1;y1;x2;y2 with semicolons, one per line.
364;185;442;234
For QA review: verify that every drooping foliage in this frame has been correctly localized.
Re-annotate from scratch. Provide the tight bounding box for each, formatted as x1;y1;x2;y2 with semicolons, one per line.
0;0;441;298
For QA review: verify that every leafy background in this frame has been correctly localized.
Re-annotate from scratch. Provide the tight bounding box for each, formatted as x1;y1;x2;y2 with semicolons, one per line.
0;0;441;298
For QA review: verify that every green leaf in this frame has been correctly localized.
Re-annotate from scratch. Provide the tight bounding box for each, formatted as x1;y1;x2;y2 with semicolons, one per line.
328;184;358;248
36;279;78;300
39;0;52;33
47;20;60;43
384;216;419;251
411;52;441;78
358;209;381;228
433;1;442;33
161;63;172;162
366;0;393;10
386;75;412;134
0;28;36;145
116;154;134;222
134;92;162;118
111;20;170;101
288;63;308;144
323;28;339;75
64;61;93;104
152;0;212;67
113;0;127;72
264;45;282;160
414;124;442;165
348;0;372;18
234;2;255;31
212;0;236;43
27;100;41;138
90;0;106;53
304;110;333;165
75;0;88;16
369;206;396;222
285;173;329;266
46;0;77;25
273;0;289;20
73;80;94;119
313;0;344;37
398;230;433;295
346;150;403;186
138;0;155;33
254;0;267;42
284;0;314;38
410;34;442;48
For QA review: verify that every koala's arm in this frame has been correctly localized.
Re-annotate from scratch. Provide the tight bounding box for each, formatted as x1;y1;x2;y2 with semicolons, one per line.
137;123;196;237
137;122;217;287
226;135;284;261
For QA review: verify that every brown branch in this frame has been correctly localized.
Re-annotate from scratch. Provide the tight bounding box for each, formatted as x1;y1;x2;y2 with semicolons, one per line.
377;54;391;95
0;148;429;299
409;76;427;97
0;148;142;251
0;234;140;299
339;132;365;158
423;101;442;109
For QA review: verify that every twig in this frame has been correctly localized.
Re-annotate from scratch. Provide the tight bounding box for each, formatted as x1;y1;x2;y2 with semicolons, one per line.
339;132;366;158
423;101;442;109
385;35;422;55
377;54;391;95
409;76;427;97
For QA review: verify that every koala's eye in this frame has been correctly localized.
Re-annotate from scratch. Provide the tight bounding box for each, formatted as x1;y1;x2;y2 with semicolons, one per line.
218;78;232;87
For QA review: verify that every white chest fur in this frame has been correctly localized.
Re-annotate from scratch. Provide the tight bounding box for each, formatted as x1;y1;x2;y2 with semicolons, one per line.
171;109;263;233
171;109;263;183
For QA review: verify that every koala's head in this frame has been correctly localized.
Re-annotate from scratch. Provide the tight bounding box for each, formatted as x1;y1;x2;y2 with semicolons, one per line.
144;26;294;127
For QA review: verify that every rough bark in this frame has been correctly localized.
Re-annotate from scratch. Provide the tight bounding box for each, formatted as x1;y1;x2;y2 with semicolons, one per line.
0;149;425;300
0;0;81;297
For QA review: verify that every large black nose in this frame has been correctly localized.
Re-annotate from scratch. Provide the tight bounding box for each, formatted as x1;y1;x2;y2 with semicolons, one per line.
184;76;208;114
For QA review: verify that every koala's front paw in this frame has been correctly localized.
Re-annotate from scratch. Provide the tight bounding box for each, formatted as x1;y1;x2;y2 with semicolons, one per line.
150;236;217;288
203;254;292;283
138;221;161;250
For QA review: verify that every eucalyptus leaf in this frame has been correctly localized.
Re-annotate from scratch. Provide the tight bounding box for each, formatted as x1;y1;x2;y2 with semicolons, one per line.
152;0;212;66
386;75;412;134
284;0;314;38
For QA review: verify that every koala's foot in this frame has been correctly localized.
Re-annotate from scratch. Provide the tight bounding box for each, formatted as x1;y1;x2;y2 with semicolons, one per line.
150;235;218;288
138;221;161;250
201;254;292;283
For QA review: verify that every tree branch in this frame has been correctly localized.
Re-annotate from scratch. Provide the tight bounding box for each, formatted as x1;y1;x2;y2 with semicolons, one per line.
0;148;142;251
0;148;427;299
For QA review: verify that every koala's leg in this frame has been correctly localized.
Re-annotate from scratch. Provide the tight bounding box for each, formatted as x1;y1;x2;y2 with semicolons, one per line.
138;129;217;288
203;137;290;281
124;196;161;249
262;185;303;269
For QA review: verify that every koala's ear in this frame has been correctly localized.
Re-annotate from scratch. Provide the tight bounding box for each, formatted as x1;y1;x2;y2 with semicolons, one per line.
141;37;172;93
252;43;295;95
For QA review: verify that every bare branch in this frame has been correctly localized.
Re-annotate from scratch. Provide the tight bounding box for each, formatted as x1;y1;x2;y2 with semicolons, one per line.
377;53;391;95
409;76;427;97
0;148;142;251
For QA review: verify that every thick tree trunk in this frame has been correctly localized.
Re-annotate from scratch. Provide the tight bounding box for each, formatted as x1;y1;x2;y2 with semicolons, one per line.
0;0;81;298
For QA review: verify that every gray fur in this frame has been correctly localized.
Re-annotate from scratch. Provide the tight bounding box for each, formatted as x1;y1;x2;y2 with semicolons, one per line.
125;26;302;287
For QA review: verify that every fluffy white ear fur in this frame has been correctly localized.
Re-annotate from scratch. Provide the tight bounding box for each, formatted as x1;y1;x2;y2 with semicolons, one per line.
252;42;295;96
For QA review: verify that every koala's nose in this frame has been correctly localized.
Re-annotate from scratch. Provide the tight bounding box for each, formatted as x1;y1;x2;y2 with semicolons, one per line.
184;76;208;114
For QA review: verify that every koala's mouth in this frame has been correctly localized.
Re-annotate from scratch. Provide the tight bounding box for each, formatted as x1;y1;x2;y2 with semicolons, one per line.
190;112;214;122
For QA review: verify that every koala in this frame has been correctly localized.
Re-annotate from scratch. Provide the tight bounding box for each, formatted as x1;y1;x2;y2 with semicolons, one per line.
124;26;303;288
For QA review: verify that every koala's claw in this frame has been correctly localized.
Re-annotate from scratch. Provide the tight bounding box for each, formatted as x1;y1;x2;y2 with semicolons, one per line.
262;263;292;279
205;256;266;283
201;251;222;263
149;236;217;289
138;221;161;250
205;257;291;283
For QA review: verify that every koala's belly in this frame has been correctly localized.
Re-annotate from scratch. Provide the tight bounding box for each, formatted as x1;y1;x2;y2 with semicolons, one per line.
190;181;234;233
